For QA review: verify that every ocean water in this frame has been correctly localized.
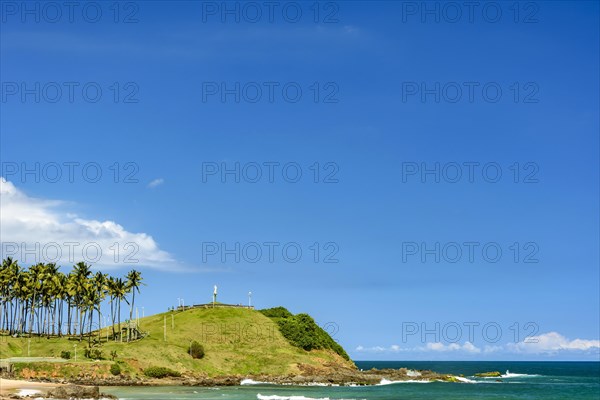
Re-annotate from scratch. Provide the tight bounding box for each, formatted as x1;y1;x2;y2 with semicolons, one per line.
102;361;600;400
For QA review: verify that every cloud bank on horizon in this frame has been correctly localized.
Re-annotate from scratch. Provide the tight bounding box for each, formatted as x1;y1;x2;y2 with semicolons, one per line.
0;177;175;270
356;332;600;358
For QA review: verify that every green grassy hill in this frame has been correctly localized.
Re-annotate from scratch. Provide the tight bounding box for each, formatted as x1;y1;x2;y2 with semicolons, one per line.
0;307;354;379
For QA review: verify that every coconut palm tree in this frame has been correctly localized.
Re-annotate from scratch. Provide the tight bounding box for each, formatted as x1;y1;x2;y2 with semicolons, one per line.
65;272;78;335
84;285;101;345
71;262;92;340
54;272;66;336
13;270;29;334
107;277;119;337
111;278;128;340
126;270;143;341
40;263;58;336
0;258;18;332
93;272;108;341
27;263;47;336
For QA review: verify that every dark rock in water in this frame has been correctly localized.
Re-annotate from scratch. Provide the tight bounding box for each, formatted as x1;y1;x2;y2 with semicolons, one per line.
474;371;502;377
47;384;101;399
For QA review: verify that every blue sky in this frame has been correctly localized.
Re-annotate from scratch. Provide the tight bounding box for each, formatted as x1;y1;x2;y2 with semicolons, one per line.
1;1;599;361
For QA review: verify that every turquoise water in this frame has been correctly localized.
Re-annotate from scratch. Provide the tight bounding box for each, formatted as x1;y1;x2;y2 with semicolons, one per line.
102;361;600;400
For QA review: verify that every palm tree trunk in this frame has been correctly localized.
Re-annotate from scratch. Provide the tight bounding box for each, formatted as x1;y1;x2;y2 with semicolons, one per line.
79;310;84;340
110;297;115;337
117;300;121;342
98;306;102;342
28;291;36;336
51;300;56;336
67;301;72;335
128;291;135;342
88;308;93;345
57;300;62;337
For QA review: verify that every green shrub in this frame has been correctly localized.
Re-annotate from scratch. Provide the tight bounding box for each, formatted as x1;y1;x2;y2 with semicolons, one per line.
60;351;71;360
259;307;293;319
189;341;205;359
109;363;121;376
143;366;181;378
84;348;103;360
277;313;350;360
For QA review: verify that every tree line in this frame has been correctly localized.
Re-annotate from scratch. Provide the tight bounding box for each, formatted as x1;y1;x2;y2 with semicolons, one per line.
0;257;143;342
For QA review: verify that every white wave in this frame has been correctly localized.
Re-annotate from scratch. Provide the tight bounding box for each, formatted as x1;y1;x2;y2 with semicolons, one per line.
478;370;539;379
378;378;430;385
304;382;338;387
17;389;41;396
257;395;332;400
501;372;539;378
242;378;272;385
453;376;477;384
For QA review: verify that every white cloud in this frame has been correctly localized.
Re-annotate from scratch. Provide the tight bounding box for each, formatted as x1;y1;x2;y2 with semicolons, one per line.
147;178;164;189
0;177;175;270
355;342;481;354
483;345;503;354
424;341;481;354
355;345;391;353
507;332;600;354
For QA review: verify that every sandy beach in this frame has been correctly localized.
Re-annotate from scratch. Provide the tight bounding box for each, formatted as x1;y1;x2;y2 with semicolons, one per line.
0;378;61;397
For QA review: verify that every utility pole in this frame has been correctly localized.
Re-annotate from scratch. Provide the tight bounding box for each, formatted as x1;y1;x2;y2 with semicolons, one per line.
248;291;252;308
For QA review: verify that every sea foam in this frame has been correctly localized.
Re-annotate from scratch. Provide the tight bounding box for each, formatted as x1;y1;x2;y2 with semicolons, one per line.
242;378;272;385
501;371;539;379
16;389;42;396
453;376;477;384
477;371;540;379
256;395;333;400
378;378;430;385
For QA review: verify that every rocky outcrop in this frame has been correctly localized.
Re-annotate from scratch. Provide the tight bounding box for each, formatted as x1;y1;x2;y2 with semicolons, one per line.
20;365;470;388
181;365;466;386
46;385;116;399
474;371;502;377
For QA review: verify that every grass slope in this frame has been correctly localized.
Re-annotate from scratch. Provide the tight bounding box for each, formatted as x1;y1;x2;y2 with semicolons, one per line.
0;307;354;378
